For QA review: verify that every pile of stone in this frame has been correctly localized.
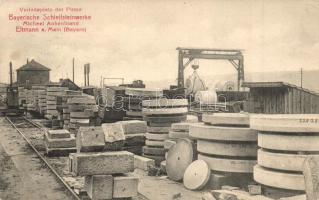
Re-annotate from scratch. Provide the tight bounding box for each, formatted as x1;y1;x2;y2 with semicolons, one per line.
124;88;163;120
46;86;67;119
117;120;147;155
31;86;46;113
44;129;76;156
67;95;98;134
69;151;138;200
142;98;188;166
189;113;257;189
38;90;47;115
25;89;34;112
18;86;26;109
251;114;319;193
71;125;138;199
59;90;83;130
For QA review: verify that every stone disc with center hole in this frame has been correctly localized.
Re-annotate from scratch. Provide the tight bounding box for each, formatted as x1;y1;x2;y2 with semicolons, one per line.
166;138;195;181
183;160;211;190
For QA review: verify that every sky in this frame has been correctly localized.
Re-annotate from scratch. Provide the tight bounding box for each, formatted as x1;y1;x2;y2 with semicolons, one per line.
0;0;319;87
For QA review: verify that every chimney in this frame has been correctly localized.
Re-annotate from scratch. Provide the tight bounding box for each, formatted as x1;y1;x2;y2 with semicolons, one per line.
9;62;13;86
27;58;29;64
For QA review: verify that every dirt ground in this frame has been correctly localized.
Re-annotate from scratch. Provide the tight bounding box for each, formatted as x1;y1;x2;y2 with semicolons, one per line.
0;118;71;200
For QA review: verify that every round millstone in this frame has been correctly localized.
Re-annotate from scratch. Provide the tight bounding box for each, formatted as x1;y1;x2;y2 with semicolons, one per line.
250;114;319;133
142;107;188;115
189;124;257;142
145;140;164;147
258;149;310;172
171;122;192;131
143;146;166;156
169;131;190;139
254;165;304;191
198;154;256;173
166;138;195;181
258;132;319;152
197;140;257;157
145;133;169;141
142;99;188;107
147;126;170;133
183;160;211;190
143;115;187;123
202;113;249;126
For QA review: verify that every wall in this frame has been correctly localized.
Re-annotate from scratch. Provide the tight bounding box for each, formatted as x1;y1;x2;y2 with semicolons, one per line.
17;70;49;87
245;87;319;114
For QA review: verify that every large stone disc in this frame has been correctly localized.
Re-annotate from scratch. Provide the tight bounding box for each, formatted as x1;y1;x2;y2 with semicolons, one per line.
250;114;319;133
258;149;309;172
145;133;169;141
258;132;319;151
202;113;249;126
198;154;256;173
197;140;257;157
142;107;188;115
254;165;304;191
189;124;257;142
166;138;195;181
142;99;188;107
183;160;211;190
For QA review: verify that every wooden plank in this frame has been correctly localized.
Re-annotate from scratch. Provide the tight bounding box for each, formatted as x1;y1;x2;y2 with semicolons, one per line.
70;151;134;176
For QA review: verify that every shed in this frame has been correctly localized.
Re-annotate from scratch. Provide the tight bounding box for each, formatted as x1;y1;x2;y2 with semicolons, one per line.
17;59;50;87
243;81;319;114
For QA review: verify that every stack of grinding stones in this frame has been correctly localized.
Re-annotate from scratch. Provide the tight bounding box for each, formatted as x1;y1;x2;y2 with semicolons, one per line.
60;90;83;130
189;113;258;189
142;98;188;166
44;129;76;156
124;88;163;120
251;114;319;193
18;86;26;108
67;95;97;135
46;87;67;120
38;90;47;115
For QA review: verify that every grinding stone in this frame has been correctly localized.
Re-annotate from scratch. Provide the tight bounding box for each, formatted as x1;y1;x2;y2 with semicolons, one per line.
166;138;195;181
202;113;249;126
183;160;210;190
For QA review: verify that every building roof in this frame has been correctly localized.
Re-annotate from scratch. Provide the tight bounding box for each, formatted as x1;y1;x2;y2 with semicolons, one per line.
17;59;51;71
243;81;319;96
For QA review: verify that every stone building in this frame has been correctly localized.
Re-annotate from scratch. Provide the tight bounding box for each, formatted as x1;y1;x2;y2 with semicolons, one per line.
17;59;50;87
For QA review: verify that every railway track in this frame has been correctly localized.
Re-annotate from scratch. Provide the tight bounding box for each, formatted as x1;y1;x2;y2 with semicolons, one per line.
4;116;81;200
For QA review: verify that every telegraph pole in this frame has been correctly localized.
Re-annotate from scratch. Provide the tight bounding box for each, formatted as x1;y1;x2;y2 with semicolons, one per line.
72;58;75;82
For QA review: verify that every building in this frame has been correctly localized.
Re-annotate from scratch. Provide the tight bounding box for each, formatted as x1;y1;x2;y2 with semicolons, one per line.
17;59;50;87
243;81;319;114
